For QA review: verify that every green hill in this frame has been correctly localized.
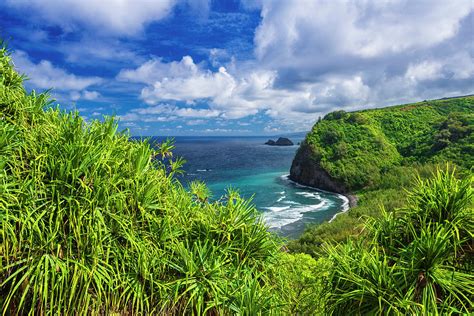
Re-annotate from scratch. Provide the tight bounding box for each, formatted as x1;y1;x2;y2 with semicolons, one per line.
287;97;473;314
289;96;473;260
290;96;473;192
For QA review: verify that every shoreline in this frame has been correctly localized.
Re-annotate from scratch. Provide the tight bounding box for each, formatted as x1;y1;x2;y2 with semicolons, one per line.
282;174;357;223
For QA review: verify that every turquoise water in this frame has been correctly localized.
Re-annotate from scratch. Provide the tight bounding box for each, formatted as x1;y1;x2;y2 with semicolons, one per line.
207;171;348;237
151;136;347;238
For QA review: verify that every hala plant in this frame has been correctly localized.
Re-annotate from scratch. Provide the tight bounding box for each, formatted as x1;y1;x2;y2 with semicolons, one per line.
324;166;473;315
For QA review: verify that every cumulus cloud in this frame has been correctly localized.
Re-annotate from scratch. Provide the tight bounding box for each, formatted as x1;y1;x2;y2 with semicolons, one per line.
250;0;474;122
118;55;322;122
135;0;474;134
115;1;473;130
12;50;102;91
4;0;177;35
255;0;472;62
406;52;474;82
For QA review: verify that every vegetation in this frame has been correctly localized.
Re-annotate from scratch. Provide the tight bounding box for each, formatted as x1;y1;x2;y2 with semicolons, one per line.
0;44;329;314
1;41;472;314
324;168;473;314
290;96;473;251
304;97;473;190
288;94;473;314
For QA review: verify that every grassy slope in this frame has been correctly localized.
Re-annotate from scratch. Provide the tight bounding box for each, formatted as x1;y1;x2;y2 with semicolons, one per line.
289;96;473;254
0;46;330;314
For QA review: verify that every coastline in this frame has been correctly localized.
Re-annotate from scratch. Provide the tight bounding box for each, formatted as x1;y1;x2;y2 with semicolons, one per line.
283;174;356;223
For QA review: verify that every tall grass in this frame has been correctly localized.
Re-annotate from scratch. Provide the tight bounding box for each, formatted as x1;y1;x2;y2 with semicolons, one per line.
0;43;332;314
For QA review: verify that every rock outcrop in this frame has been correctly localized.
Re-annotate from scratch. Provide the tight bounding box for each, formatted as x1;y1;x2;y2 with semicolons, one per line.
265;137;294;146
265;139;276;145
289;142;348;194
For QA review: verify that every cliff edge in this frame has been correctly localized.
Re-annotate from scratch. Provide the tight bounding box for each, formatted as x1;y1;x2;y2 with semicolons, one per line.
289;96;473;207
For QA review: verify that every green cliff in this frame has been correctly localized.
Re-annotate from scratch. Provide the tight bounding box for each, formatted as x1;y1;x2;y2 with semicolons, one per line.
290;96;473;192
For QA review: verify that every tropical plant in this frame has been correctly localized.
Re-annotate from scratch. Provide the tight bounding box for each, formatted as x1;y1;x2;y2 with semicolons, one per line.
324;167;473;315
1;41;329;315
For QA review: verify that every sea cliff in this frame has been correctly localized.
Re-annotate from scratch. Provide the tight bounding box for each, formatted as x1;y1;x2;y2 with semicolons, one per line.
289;96;473;208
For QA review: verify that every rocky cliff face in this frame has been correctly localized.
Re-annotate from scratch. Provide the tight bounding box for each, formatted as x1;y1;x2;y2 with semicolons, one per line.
289;142;348;194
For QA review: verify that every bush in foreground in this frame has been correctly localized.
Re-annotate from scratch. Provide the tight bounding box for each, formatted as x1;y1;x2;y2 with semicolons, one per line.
0;44;329;314
324;167;473;314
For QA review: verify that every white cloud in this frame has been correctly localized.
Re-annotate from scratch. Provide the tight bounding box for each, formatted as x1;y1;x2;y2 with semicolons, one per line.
13;50;102;91
255;0;472;62
406;52;474;82
119;104;221;123
117;56;200;84
5;0;177;35
82;90;101;100
406;61;444;82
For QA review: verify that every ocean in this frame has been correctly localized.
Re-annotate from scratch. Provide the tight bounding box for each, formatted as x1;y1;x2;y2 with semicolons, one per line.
150;136;347;238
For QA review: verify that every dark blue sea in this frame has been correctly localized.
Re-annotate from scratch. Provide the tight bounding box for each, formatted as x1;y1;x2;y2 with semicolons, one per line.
149;136;347;238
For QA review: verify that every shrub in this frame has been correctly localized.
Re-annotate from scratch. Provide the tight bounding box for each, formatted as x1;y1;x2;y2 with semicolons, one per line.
0;41;315;315
324;167;474;314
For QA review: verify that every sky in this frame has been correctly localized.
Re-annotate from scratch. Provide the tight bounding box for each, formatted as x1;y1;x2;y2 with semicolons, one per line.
1;0;473;136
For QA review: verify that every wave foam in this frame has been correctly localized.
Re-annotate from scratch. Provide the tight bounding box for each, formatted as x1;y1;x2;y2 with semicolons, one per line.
276;195;286;202
295;191;320;199
263;206;291;212
277;173;351;225
263;201;327;229
328;194;350;222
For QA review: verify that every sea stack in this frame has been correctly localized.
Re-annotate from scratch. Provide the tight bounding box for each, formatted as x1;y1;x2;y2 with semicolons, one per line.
265;137;294;146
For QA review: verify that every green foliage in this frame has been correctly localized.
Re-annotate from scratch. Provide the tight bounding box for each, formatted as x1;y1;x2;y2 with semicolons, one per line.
324;168;473;314
305;97;473;191
271;253;331;314
0;41;321;315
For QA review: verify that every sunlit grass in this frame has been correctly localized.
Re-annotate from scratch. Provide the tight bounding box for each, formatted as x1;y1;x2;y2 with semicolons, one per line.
1;42;331;315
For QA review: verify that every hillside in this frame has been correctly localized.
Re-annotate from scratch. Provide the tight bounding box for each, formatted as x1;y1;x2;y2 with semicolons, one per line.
290;96;473;192
289;96;473;255
287;97;473;314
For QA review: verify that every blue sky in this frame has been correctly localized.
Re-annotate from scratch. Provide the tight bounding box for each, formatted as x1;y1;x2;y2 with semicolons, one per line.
1;0;473;136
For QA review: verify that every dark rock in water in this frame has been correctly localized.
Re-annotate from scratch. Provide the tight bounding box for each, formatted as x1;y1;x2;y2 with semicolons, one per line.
276;137;294;146
265;139;276;145
265;137;294;146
